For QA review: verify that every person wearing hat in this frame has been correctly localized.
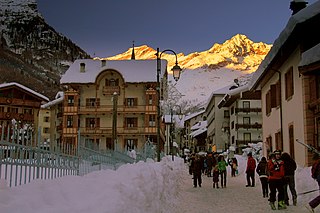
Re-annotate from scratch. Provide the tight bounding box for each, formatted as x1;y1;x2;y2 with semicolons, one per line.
268;150;286;210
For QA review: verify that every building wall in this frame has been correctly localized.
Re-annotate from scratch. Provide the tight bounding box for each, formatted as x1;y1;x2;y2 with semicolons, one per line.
261;48;306;166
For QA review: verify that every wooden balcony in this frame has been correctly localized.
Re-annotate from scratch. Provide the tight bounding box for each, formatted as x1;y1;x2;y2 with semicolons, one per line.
235;123;262;130
0;112;34;121
0;97;41;107
78;105;154;114
235;107;262;114
102;86;120;96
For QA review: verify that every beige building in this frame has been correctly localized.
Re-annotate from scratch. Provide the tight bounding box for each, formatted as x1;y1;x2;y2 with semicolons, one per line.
59;59;168;154
249;1;320;166
205;86;231;153
218;85;262;154
184;109;206;152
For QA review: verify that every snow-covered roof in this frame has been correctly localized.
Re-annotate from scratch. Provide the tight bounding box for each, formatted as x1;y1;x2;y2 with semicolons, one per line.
191;120;207;131
60;59;167;84
299;42;320;67
184;109;205;122
249;1;320;90
41;92;64;109
0;82;49;102
217;84;249;108
190;127;207;138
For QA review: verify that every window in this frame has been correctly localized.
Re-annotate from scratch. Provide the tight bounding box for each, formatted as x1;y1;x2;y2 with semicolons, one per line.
67;115;73;128
244;133;251;142
106;138;112;149
8;107;18;113
125;117;138;128
86;98;99;107
67;96;75;106
105;78;119;86
243;117;250;125
148;114;156;127
231;121;234;129
0;106;4;112
223;110;230;118
125;98;137;107
243;101;250;109
289;125;294;159
24;108;33;115
266;90;272;115
43;128;49;134
285;67;294;100
86;118;100;128
148;95;153;105
266;136;273;155
125;139;137;151
231;107;234;115
275;131;283;151
43;116;50;122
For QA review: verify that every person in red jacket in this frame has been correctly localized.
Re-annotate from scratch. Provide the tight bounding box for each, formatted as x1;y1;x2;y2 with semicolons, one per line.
246;152;256;187
268;150;286;210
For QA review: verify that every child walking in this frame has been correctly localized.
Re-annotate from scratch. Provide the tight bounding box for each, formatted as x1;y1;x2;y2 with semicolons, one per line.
212;165;219;188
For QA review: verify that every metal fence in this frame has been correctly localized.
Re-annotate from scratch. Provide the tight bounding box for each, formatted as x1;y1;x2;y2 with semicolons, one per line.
0;124;155;187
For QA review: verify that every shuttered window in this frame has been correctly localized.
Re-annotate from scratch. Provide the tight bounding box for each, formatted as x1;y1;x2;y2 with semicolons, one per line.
285;67;294;100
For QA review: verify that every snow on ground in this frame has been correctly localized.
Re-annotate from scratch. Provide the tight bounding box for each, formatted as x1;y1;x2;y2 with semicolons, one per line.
0;155;318;213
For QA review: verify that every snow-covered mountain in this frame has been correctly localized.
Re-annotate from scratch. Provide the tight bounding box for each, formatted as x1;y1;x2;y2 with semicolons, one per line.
104;34;271;107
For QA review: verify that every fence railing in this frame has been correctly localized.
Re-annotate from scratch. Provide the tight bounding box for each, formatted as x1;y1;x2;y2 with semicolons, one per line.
0;124;155;187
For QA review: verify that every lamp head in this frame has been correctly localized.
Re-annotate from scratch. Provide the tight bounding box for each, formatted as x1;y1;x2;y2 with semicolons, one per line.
172;64;182;81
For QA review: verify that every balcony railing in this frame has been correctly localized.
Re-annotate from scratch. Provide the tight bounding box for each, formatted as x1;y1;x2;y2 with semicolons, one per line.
235;108;262;114
102;86;120;95
78;104;155;114
235;123;262;130
79;126;155;135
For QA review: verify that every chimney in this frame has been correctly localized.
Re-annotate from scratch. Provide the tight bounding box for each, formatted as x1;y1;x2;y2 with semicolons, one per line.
80;62;86;72
290;0;308;15
101;60;106;67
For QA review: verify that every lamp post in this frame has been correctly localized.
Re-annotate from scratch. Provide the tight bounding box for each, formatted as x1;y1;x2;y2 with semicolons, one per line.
170;105;183;161
156;48;182;162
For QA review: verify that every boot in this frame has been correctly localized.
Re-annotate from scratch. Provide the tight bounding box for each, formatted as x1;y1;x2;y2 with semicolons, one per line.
293;197;297;206
269;202;276;210
278;200;287;210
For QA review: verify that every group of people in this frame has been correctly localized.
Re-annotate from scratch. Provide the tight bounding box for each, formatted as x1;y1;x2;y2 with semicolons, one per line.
253;150;297;210
187;149;320;212
188;152;237;189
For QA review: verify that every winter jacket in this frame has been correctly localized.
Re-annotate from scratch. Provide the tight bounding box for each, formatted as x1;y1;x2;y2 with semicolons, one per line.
191;158;203;175
282;153;297;176
268;159;284;181
246;156;256;173
218;160;228;172
311;159;320;182
256;161;268;178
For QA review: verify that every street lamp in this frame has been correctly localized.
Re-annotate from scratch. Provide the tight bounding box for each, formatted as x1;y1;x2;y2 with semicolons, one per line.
170;105;183;161
156;48;182;162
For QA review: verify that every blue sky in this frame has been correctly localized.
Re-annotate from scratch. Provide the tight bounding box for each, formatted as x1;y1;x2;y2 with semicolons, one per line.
37;0;317;58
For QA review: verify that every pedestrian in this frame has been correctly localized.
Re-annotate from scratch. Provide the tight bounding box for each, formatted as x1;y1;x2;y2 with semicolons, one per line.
188;154;195;175
281;152;297;206
268;150;286;210
256;156;269;198
191;154;202;188
206;154;213;177
305;153;320;212
246;152;256;187
231;157;238;177
212;165;219;188
218;155;228;188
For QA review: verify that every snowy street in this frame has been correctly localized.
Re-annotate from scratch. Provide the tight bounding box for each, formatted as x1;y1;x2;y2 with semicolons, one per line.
177;163;314;213
1;155;319;213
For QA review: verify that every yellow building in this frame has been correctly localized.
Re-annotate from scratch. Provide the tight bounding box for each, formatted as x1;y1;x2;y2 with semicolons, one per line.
59;59;168;154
